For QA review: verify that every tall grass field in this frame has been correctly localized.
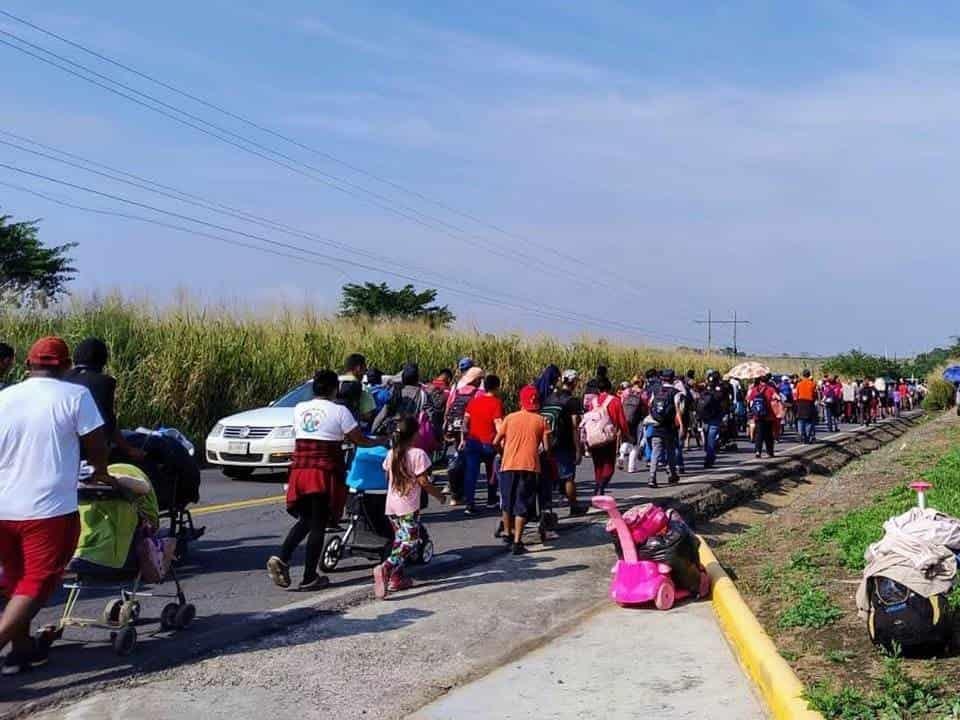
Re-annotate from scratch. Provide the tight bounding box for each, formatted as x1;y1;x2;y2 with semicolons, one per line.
0;300;814;442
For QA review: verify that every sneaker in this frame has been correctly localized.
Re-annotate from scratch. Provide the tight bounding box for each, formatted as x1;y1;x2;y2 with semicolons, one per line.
388;573;413;593
485;497;499;508
267;556;291;588
463;505;476;516
1;652;27;676
502;534;514;546
373;563;392;599
28;637;49;670
668;473;680;484
297;575;330;592
512;541;528;556
648;479;659;489
755;452;762;459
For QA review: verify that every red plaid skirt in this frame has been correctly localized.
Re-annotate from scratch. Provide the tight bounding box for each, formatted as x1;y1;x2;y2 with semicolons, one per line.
286;440;347;519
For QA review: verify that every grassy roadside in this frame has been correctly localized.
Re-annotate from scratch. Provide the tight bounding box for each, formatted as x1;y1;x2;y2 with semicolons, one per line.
712;412;960;719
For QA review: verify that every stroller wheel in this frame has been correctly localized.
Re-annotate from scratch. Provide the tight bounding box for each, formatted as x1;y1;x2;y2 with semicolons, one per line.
420;540;435;564
174;603;196;629
161;603;180;631
111;626;137;656
102;599;123;625
119;600;141;626
321;536;343;572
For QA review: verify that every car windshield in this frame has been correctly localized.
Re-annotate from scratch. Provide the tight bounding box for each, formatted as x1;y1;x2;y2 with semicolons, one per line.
272;381;314;408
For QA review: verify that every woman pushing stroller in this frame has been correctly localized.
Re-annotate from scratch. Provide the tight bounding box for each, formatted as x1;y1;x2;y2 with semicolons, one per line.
268;370;387;591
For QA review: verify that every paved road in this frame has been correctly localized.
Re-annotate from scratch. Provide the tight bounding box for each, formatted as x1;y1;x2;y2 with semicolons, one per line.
1;415;888;715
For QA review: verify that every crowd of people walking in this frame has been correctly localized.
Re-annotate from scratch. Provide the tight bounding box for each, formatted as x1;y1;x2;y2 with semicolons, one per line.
0;334;928;670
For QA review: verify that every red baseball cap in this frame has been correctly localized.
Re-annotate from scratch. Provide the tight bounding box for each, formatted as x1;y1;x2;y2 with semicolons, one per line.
27;336;71;368
519;384;540;412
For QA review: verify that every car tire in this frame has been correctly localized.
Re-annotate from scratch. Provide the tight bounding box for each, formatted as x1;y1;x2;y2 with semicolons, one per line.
222;467;255;480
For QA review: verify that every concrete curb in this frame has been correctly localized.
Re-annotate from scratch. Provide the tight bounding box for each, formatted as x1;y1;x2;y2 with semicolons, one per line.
664;413;920;523
699;539;823;720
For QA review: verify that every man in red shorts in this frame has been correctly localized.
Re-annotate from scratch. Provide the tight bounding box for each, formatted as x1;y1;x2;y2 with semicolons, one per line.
0;337;110;674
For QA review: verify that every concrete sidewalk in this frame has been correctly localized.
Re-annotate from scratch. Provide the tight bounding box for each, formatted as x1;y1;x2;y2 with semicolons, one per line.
28;522;763;720
412;603;763;720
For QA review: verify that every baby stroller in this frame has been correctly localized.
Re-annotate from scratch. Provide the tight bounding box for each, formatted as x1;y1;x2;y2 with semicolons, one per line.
321;446;435;572
121;428;204;562
39;463;196;657
592;497;709;610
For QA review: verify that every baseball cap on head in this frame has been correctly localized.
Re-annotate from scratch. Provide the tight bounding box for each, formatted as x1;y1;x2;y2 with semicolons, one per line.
458;357;474;372
27;336;70;369
561;369;579;383
519;384;540;411
660;368;676;380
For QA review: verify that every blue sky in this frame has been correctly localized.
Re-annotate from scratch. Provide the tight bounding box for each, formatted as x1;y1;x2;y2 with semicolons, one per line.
2;1;959;356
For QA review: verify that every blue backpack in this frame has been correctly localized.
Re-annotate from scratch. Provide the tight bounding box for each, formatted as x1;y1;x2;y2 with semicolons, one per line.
750;394;768;418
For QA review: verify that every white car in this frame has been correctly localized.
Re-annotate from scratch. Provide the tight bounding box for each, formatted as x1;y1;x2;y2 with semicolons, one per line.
205;381;313;478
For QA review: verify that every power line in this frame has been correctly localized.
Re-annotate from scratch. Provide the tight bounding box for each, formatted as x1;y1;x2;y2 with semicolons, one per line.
0;161;703;344
0;8;649;293
0;27;633;302
0;131;696;340
694;311;752;355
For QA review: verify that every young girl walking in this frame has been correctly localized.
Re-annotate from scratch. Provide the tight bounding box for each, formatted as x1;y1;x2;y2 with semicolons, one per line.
373;417;444;599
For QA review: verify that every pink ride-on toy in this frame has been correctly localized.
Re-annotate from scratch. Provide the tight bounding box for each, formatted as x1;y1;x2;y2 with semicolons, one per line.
592;495;710;610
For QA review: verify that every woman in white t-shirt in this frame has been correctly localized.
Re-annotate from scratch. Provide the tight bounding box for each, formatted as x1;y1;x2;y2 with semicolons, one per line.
267;370;386;591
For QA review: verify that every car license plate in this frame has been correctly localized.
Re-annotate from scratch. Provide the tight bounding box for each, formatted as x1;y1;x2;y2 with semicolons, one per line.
227;441;249;454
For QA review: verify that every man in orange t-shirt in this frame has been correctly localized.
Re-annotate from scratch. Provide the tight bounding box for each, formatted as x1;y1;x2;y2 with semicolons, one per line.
794;370;817;444
494;385;550;555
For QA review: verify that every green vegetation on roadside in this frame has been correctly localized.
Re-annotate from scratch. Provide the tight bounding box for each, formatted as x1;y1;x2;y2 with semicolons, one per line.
806;653;951;719
717;415;960;720
818;441;960;570
0;299;749;441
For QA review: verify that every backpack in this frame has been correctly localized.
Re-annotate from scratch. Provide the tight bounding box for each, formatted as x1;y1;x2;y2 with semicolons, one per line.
369;386;392;415
749;392;768;418
622;391;644;429
867;576;952;655
540;399;566;449
823;383;839;403
697;389;722;421
650;386;677;427
581;396;617;448
444;388;474;435
336;378;364;419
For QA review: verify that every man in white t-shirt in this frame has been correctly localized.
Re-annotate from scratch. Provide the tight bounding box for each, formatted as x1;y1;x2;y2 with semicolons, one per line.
0;337;111;675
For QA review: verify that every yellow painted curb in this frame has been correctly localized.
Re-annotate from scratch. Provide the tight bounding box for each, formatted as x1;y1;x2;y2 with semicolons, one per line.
698;538;823;720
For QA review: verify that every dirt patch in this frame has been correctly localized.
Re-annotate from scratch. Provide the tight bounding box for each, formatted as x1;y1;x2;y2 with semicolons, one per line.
703;412;960;711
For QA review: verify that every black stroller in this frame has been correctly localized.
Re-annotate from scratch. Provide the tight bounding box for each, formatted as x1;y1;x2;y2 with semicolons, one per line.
321;445;435;571
121;429;205;561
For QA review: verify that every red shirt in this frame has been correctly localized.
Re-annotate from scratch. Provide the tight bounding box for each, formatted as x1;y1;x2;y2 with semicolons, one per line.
747;384;778;421
465;394;504;444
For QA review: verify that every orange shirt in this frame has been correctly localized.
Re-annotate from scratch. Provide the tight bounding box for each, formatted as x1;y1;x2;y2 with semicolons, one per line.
795;378;816;402
499;410;548;473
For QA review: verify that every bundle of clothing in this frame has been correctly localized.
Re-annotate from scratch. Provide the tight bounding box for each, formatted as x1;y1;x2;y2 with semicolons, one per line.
856;507;960;654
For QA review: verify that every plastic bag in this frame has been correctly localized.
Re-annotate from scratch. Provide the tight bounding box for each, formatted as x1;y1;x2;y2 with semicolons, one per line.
635;520;702;593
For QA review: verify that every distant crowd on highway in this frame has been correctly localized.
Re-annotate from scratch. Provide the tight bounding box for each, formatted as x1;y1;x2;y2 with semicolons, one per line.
267;353;927;594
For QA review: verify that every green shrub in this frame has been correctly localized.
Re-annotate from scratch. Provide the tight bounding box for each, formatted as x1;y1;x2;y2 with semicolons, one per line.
924;378;956;411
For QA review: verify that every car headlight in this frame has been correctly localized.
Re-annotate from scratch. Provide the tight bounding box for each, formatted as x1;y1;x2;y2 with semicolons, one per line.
210;423;225;438
273;426;295;439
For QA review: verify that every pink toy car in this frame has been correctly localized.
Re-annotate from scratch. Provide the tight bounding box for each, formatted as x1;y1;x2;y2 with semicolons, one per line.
592;495;710;610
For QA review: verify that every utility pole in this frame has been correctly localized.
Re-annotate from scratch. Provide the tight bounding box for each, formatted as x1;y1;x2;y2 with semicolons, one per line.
694;311;752;355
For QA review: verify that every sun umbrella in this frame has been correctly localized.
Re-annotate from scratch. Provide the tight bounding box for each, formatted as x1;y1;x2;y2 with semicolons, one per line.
725;361;771;381
943;366;960;384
